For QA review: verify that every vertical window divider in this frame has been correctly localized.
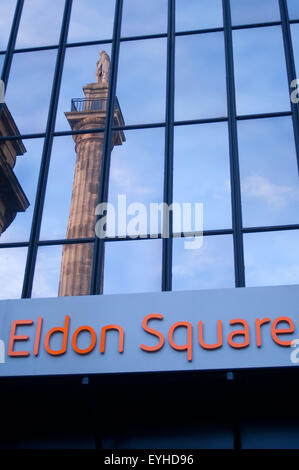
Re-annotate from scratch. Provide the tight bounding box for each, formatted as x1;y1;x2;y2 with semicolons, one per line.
162;0;175;292
0;0;24;113
91;0;124;295
279;0;299;174
21;0;73;298
222;0;245;288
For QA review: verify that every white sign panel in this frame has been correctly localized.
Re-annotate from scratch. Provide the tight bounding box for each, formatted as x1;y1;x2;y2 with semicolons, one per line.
0;285;298;377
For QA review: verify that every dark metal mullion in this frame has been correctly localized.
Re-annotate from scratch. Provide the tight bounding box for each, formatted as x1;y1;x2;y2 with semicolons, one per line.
21;0;73;298
3;222;299;250
161;0;175;292
0;0;24;115
90;0;124;295
279;0;299;174
243;224;299;234
2;110;298;143
237;111;292;120
223;0;245;289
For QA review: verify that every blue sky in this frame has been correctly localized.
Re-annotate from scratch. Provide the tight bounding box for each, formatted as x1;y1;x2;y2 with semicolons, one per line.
0;0;299;299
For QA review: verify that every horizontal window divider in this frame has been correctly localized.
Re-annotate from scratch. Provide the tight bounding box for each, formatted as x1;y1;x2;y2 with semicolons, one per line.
1;19;294;57
1;112;294;143
174;117;228;126
243;224;299;234
175;27;224;36
103;229;233;242
111;122;165;131
0;241;29;248
231;21;282;30
0;132;46;141
66;39;113;48
237;111;292;120
37;237;95;246
120;33;167;42
13;44;59;54
53;127;106;137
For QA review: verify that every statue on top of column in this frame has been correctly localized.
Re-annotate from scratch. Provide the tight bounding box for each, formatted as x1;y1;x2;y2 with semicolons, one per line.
96;50;110;84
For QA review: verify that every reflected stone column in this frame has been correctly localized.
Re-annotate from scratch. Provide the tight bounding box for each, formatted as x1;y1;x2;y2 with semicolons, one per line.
59;51;125;296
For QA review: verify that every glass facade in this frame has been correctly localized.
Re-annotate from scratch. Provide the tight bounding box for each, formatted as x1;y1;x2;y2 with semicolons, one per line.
0;0;299;451
1;0;297;300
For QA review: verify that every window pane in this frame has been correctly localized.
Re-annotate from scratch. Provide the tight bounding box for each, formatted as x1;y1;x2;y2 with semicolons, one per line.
40;136;77;240
173;123;231;230
121;0;167;37
103;239;162;294
176;0;223;32
0;0;17;51
291;24;299;75
116;38;166;125
5;50;57;135
15;0;64;48
238;117;299;227
68;0;115;43
55;44;112;131
172;235;235;290
108;128;164;237
175;33;227;121
41;130;105;241
230;0;280;25
0;138;44;243
233;26;290;115
32;243;95;298
244;230;299;287
0;54;4;78
0;247;27;299
287;0;299;19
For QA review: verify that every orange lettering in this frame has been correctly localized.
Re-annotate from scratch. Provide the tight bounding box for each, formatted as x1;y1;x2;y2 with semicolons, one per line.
8;320;33;357
44;315;70;356
140;314;164;352
228;319;249;349
168;322;192;362
72;326;97;355
100;325;124;354
198;320;223;350
271;316;294;346
255;318;270;348
34;316;43;356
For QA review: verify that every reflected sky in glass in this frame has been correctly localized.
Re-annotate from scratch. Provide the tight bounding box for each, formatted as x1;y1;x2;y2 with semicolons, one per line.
68;0;115;43
121;0;167;37
233;26;290;115
172;235;235;291
173;123;231;230
32;244;63;298
116;38;166;125
291;24;299;75
238;117;299;228
176;0;223;31
175;32;227;120
15;0;64;48
0;54;4;77
287;0;299;19
40;136;80;240
0;0;17;51
244;230;299;287
5;50;57;135
230;0;280;25
104;239;162;294
0;138;44;243
108;128;164;236
0;247;27;299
